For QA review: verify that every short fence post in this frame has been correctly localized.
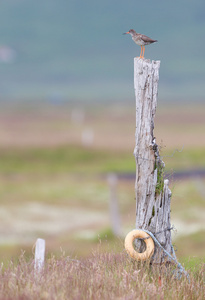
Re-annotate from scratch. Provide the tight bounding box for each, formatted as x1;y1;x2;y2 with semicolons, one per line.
34;238;45;271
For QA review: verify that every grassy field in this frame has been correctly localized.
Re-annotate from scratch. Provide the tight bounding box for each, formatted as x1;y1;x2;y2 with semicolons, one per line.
0;101;204;272
0;252;204;300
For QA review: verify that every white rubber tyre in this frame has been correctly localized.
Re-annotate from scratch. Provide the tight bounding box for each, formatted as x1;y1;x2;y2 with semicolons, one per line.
125;229;154;261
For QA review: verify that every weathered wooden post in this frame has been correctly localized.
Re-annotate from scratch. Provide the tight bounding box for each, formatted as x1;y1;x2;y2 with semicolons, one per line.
132;58;172;264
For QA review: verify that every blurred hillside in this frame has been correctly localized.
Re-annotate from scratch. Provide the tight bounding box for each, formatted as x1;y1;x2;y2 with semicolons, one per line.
0;102;204;263
0;0;204;101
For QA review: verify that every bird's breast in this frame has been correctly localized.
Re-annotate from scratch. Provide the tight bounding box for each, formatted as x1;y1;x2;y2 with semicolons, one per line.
132;37;144;46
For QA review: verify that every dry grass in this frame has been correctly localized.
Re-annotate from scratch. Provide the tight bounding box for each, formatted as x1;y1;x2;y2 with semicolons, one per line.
0;251;204;300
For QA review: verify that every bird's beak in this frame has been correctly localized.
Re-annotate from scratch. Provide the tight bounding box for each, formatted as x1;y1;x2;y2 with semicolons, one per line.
123;31;130;35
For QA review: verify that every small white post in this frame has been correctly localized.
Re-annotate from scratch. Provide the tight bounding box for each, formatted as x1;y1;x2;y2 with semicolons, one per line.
34;238;45;271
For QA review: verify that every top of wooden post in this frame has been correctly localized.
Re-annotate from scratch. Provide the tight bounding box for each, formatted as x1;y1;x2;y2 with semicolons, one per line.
134;57;161;158
134;58;160;97
134;57;160;66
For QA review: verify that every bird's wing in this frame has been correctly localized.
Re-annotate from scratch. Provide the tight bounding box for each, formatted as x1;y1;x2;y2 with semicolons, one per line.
141;34;157;43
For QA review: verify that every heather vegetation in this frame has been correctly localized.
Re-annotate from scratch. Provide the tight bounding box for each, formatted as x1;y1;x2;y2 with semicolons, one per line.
0;251;204;300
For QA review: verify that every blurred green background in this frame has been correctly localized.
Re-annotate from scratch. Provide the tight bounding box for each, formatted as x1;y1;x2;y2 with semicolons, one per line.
0;0;204;268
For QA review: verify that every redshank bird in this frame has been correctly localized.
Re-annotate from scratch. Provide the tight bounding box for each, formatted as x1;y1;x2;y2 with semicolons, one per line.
123;29;157;59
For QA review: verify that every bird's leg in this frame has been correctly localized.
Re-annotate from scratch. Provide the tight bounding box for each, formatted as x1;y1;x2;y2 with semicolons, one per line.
142;46;145;58
139;46;142;58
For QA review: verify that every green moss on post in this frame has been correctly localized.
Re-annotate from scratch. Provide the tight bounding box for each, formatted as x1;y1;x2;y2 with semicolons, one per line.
155;162;164;195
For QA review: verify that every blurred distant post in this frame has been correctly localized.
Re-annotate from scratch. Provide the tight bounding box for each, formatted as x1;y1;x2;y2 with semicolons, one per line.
107;173;121;236
81;128;94;147
71;108;85;125
133;58;172;264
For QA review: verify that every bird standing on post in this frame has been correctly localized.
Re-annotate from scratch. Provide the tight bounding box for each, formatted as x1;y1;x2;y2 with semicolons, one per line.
123;29;157;59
